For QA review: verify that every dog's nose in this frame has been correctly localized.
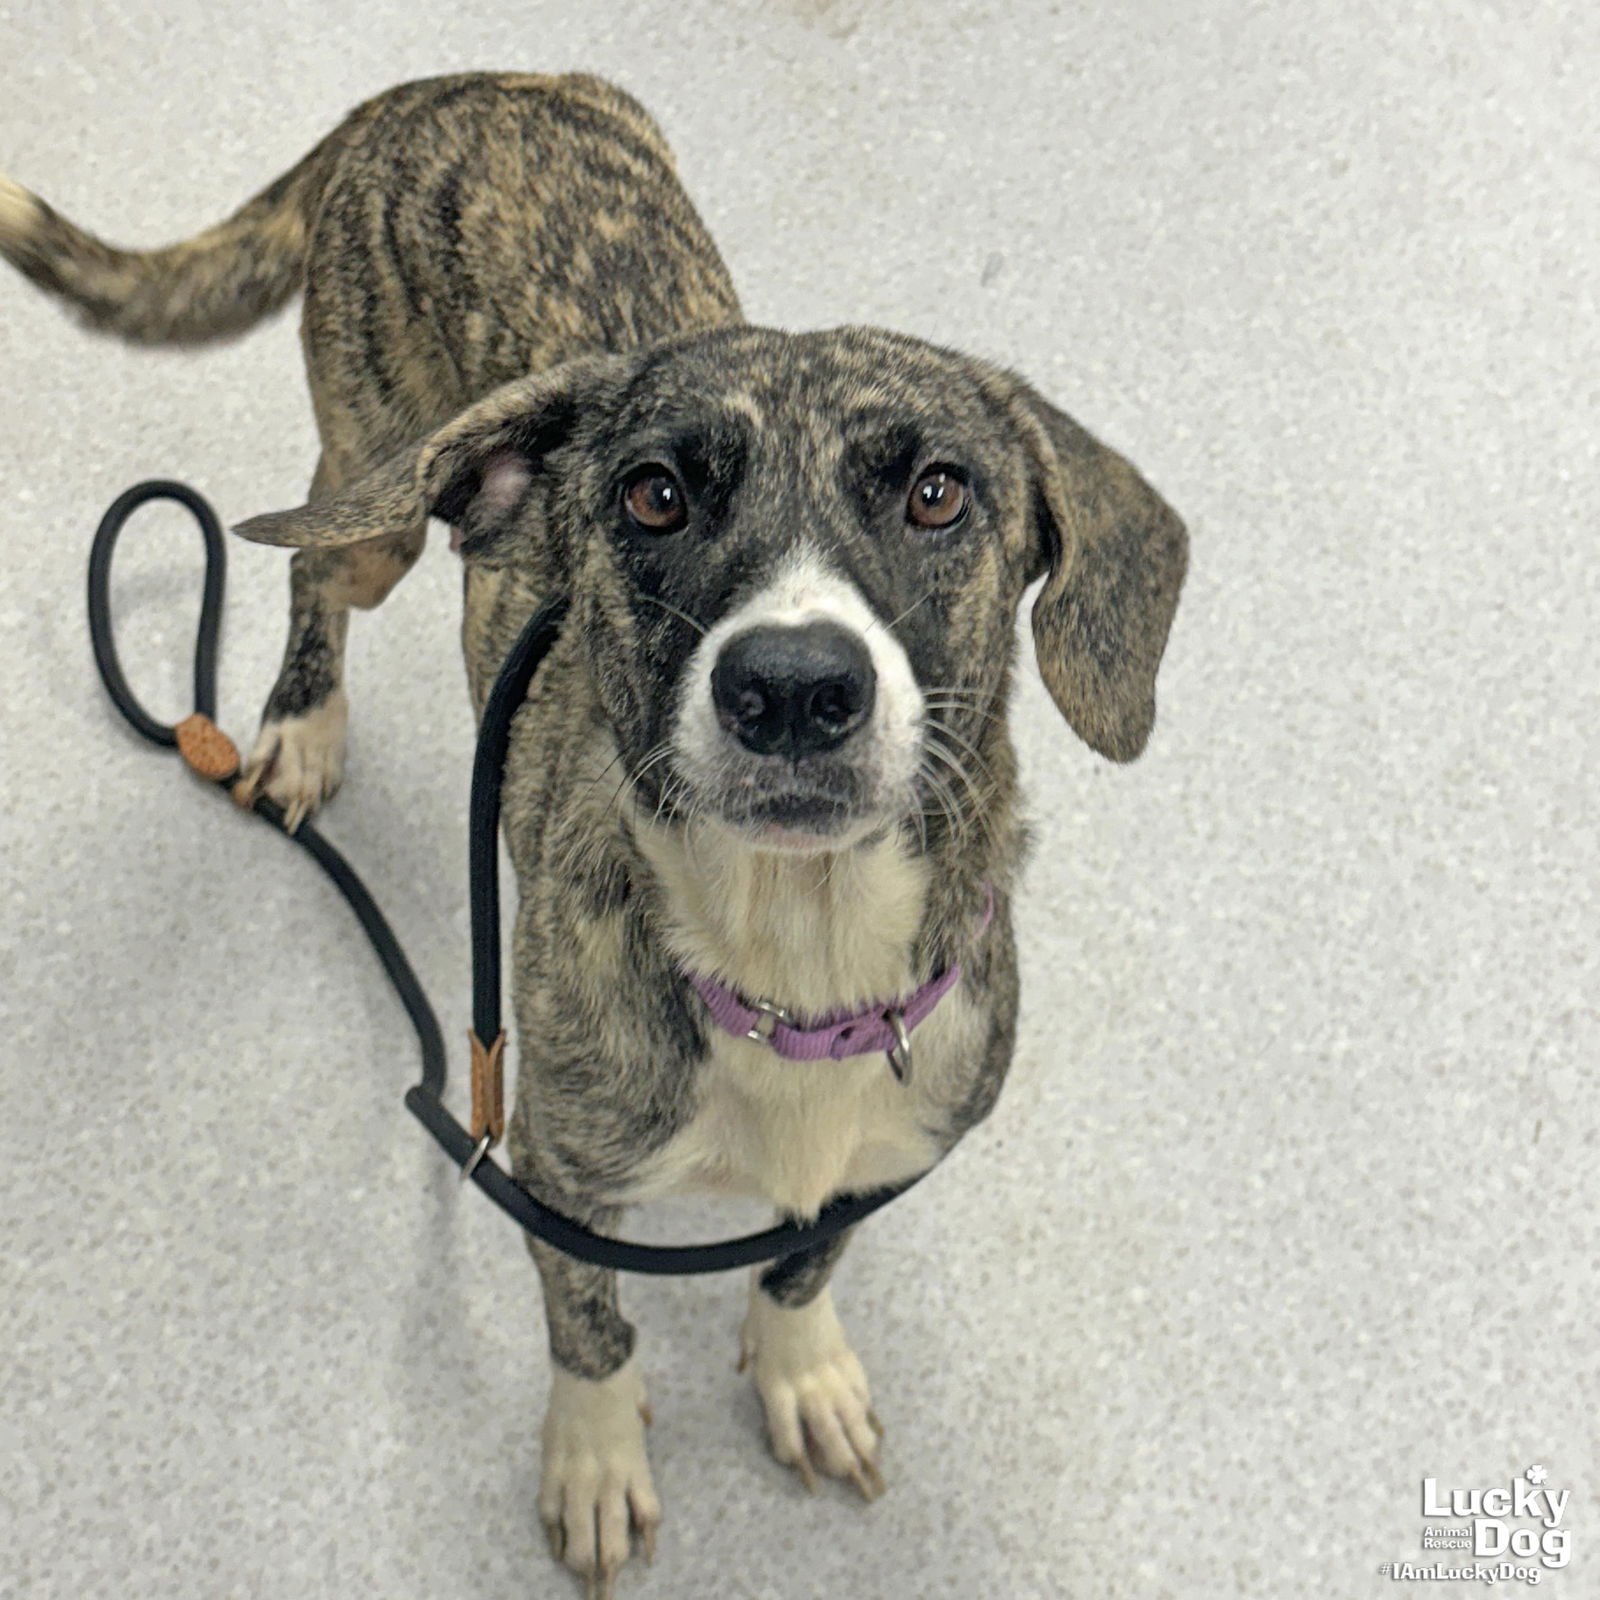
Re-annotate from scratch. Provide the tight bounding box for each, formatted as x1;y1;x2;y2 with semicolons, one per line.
711;622;876;758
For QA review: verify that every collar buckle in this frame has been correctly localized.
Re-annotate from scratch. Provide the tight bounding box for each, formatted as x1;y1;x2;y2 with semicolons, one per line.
746;997;794;1043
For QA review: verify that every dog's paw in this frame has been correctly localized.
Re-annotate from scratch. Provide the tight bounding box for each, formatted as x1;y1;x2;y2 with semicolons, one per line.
539;1357;661;1599
235;692;348;833
740;1286;886;1502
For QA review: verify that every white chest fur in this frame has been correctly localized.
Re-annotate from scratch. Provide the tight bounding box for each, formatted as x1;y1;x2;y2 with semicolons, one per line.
626;818;982;1218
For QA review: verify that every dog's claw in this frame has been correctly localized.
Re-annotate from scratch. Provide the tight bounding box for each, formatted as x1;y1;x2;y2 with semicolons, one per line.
240;698;347;833
539;1360;659;1597
233;740;274;810
639;1399;653;1426
741;1288;886;1505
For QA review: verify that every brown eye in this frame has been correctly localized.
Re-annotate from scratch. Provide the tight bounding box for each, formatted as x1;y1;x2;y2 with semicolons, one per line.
622;467;687;532
907;468;970;530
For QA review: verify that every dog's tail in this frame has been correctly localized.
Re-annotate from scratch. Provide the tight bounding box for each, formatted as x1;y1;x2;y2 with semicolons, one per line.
0;136;335;346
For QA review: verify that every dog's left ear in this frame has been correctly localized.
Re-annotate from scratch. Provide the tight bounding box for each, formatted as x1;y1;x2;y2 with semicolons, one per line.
233;353;627;551
992;372;1188;762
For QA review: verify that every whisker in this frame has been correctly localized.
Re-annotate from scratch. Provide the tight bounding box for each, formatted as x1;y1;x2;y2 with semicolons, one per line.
819;847;840;889
920;685;1002;712
580;744;632;797
915;756;965;841
926;729;1002;850
907;800;929;857
924;701;1009;734
923;735;986;824
661;774;699;825
923;728;980;793
922;717;996;784
638;594;709;636
604;740;674;823
870;588;936;638
921;683;1008;730
919;682;1001;704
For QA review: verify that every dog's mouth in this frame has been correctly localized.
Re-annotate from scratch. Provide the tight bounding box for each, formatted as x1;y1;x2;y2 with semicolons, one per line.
724;786;870;852
635;750;897;854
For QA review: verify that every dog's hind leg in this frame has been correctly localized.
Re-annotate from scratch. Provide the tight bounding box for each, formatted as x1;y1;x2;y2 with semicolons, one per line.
740;1228;886;1501
527;1220;662;1596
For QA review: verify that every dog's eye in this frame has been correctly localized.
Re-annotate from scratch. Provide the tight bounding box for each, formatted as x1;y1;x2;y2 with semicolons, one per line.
907;468;970;530
622;466;688;532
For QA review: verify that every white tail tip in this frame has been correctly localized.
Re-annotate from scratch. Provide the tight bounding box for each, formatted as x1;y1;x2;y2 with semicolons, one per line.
0;173;40;244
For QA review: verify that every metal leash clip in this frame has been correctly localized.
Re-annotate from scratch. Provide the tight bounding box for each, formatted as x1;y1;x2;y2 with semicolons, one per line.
460;1131;495;1183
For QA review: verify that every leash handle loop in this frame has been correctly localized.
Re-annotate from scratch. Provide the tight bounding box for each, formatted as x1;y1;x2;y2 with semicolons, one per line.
87;479;227;746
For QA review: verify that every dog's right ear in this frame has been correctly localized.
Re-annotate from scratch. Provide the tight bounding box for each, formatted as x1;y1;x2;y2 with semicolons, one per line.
233;353;626;550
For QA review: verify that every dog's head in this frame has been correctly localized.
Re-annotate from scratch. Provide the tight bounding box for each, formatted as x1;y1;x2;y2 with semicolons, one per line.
238;326;1186;854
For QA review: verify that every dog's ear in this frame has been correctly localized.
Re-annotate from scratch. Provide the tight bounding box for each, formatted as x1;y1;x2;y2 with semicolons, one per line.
233;353;625;550
993;373;1188;762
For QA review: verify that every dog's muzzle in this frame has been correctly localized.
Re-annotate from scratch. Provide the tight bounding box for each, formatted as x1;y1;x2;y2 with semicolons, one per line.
668;558;924;844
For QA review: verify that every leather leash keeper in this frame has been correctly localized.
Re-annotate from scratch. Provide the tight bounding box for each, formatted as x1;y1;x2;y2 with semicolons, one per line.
87;480;933;1275
464;1029;507;1179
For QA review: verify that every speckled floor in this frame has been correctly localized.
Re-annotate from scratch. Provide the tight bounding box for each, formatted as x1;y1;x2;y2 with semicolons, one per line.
2;4;1596;1597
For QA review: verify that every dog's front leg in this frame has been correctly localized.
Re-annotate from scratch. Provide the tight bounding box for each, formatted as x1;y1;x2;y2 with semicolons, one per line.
527;1222;660;1596
740;1228;885;1502
237;523;425;831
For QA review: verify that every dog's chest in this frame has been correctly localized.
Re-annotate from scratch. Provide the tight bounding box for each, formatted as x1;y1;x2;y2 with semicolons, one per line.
624;998;977;1218
622;821;978;1218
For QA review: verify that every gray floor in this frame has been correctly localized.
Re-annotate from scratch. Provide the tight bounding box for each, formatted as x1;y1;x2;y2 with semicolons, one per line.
2;3;1596;1597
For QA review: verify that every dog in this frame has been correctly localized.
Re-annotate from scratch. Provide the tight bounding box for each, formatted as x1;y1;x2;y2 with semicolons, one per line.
2;71;1186;1595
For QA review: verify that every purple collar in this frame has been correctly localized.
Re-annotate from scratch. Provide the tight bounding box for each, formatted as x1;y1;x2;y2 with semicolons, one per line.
683;887;993;1085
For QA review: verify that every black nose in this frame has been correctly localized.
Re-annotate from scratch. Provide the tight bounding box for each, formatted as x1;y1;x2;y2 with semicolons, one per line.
711;621;876;758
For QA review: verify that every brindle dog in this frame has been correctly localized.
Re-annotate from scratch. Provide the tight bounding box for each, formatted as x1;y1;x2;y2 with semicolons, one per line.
2;72;1186;1595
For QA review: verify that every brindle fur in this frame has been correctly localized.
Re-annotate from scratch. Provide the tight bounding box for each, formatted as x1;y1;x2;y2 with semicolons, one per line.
2;72;1186;1590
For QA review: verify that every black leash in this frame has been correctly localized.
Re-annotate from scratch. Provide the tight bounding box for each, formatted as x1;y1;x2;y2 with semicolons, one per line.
87;480;921;1274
